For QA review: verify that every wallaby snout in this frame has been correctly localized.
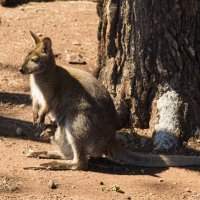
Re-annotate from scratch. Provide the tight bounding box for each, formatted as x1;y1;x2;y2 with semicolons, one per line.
19;66;30;75
19;67;25;74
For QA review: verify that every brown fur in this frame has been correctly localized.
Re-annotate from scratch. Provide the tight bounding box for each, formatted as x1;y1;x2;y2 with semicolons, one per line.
20;32;200;170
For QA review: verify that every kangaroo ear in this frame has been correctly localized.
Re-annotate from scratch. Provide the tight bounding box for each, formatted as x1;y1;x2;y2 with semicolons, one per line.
30;31;40;45
42;37;52;53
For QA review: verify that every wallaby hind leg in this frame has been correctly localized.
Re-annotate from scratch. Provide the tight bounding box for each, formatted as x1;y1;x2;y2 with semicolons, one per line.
38;158;87;170
24;145;88;171
24;128;88;171
24;160;85;171
36;132;89;171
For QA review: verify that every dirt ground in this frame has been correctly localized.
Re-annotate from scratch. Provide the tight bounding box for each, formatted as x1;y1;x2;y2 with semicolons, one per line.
0;1;200;200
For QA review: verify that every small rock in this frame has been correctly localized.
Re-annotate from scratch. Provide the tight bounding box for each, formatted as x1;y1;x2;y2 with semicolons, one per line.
71;186;76;188
185;187;192;193
149;193;155;196
37;32;42;37
19;104;26;108
72;41;81;46
48;180;58;189
100;182;104;185
182;195;187;199
16;128;22;136
159;178;164;182
67;54;87;65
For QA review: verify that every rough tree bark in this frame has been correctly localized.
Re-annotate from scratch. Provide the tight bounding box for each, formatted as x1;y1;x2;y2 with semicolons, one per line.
97;0;200;151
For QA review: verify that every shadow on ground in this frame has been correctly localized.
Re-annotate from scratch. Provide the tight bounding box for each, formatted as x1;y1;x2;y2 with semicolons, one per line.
0;92;31;105
0;0;54;7
88;157;169;176
0;116;43;141
88;156;200;174
0;0;97;7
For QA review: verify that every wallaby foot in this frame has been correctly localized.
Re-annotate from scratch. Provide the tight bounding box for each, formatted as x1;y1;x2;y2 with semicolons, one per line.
40;160;87;170
24;149;63;159
24;160;88;171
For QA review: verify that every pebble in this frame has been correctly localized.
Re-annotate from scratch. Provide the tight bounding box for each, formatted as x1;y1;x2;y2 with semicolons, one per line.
185;187;192;193
48;180;58;189
37;32;42;37
159;178;164;182
149;193;155;196
100;181;104;185
67;54;87;65
72;41;81;46
19;104;26;108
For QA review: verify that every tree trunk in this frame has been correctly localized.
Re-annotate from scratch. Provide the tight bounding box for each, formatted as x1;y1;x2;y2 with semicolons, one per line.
97;0;200;151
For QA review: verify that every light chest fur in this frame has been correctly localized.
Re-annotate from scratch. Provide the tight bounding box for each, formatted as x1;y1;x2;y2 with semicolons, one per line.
30;75;46;106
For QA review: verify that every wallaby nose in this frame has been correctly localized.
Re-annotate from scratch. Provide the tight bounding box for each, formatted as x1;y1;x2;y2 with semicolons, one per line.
19;67;25;74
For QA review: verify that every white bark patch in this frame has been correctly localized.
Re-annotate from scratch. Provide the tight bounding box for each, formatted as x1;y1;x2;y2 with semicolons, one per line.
153;90;182;151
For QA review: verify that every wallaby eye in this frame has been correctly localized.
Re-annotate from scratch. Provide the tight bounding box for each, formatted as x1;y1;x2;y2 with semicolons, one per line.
31;57;39;62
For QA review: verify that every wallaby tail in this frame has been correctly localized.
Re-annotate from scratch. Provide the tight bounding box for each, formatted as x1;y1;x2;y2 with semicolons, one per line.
105;140;200;167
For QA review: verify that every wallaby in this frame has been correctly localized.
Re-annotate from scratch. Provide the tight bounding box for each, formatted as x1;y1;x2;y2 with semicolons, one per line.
19;31;200;170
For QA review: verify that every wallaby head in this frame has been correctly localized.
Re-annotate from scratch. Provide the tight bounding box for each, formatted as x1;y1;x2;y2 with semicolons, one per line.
19;31;54;75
